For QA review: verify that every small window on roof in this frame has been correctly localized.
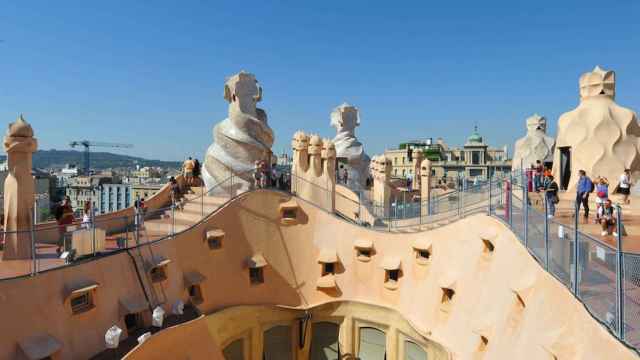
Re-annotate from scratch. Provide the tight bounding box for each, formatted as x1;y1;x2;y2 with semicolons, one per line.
206;229;224;250
71;292;94;315
282;208;296;219
188;285;203;304
323;262;335;276
417;249;430;260
250;268;264;285
150;266;167;283
148;258;171;283
125;313;143;333
387;269;399;282
358;248;371;259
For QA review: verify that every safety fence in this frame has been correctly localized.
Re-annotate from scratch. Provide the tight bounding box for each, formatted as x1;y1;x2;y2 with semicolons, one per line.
489;171;639;351
0;171;248;281
2;167;639;352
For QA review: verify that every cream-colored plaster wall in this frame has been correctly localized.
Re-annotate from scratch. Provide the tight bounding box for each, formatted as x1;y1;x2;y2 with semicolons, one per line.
0;190;635;359
125;302;449;360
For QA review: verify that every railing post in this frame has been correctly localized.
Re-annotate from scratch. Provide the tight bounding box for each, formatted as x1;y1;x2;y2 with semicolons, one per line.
509;172;513;228
524;171;528;249
544;193;549;270
135;208;140;246
31;212;36;276
488;174;492;215
91;203;96;257
616;204;624;338
124;216;129;248
171;203;176;237
573;201;579;296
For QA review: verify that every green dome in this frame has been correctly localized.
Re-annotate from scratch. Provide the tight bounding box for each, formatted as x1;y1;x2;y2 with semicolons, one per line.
467;126;483;143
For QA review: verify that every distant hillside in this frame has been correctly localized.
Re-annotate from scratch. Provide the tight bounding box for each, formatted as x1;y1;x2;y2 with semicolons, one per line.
0;150;181;170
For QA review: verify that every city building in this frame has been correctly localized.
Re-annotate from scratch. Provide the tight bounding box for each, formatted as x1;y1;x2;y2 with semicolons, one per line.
100;183;131;214
131;182;163;202
385;127;511;183
65;175;130;216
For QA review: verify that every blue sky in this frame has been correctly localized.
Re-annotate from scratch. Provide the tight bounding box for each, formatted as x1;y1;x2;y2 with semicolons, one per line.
1;1;639;161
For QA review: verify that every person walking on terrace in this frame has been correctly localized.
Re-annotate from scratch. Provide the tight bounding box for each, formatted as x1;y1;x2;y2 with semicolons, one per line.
183;157;195;189
170;177;183;211
534;160;543;192
544;175;559;218
599;199;618;237
81;201;92;229
594;177;609;224
193;158;201;186
576;170;594;222
55;196;75;255
618;169;632;204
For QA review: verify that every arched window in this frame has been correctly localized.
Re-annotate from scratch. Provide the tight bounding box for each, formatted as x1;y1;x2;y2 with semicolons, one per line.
404;340;427;360
358;327;386;360
263;325;292;360
222;338;244;360
310;322;340;360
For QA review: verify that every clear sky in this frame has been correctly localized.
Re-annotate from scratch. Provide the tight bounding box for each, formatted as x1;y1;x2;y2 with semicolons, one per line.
1;1;639;161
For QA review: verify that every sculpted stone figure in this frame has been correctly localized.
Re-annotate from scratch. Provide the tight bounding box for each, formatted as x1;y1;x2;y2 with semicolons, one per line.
202;71;275;192
512;114;555;170
552;66;640;190
330;103;370;188
3;115;38;260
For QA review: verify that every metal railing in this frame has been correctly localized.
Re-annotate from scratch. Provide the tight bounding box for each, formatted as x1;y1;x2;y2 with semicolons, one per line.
2;166;639;352
488;171;639;351
0;171;249;281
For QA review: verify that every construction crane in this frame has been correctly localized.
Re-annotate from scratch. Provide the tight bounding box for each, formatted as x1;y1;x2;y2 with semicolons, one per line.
69;140;134;174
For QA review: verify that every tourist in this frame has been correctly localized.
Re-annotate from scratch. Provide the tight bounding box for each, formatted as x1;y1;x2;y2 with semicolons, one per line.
599;199;618;237
271;164;277;188
576;170;594;222
183;157;195;188
81;201;92;229
260;160;269;188
55;196;74;254
342;167;349;185
253;161;262;189
534;160;543;192
543;166;552;179
193;158;201;185
170;177;182;210
407;175;413;191
594;177;609;223
618;169;632;204
544;175;559;218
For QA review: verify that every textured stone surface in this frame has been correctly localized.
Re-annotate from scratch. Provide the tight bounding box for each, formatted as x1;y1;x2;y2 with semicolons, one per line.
552;66;640;190
512;114;555;169
3;115;38;260
331;103;370;188
202;71;274;192
290;131;336;211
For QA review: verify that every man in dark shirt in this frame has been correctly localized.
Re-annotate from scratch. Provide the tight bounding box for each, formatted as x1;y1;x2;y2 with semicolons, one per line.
544;175;559;218
576;170;594;221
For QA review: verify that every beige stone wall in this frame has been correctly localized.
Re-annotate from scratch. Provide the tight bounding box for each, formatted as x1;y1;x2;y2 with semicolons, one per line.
0;190;634;359
125;302;448;360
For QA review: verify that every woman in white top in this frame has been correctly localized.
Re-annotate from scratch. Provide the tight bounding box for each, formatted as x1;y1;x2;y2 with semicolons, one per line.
81;201;92;229
619;169;632;204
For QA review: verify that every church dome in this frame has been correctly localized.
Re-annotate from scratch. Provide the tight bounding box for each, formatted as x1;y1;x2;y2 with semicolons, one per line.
467;126;483;144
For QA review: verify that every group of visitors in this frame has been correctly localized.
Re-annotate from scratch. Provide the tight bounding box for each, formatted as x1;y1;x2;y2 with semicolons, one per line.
253;160;290;190
540;167;633;237
182;157;201;188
